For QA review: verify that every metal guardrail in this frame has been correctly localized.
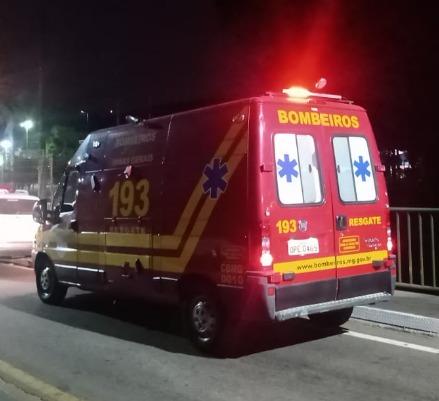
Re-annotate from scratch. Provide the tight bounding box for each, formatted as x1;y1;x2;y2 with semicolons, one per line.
390;207;439;292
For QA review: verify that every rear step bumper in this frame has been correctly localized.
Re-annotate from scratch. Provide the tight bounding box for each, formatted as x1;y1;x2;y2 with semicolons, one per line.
275;292;392;321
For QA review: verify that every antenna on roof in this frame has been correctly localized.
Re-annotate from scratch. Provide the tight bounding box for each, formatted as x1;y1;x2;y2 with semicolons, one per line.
315;77;327;90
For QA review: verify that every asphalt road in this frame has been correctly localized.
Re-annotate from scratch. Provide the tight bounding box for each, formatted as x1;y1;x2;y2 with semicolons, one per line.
0;261;438;401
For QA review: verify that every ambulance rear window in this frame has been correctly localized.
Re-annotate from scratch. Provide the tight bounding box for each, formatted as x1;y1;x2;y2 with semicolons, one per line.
274;133;322;205
333;136;376;202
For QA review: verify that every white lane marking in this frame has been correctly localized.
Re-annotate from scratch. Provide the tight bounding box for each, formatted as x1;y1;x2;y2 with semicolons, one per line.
344;330;439;354
358;306;434;319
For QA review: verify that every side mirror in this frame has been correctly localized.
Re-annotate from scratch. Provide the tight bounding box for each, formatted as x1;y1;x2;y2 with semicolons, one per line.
48;205;61;224
60;204;74;213
32;199;48;224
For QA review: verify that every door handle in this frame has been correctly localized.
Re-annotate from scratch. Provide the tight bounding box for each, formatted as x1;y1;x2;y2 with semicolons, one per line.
336;215;347;231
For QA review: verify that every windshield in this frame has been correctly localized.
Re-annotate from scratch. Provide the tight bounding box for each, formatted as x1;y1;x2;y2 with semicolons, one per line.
0;198;36;215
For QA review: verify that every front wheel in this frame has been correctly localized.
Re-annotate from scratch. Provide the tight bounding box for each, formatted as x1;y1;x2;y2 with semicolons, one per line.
309;307;353;327
36;261;68;305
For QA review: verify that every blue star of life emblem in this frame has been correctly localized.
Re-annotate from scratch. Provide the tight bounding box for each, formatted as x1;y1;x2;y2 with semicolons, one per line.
277;154;299;182
353;156;371;182
203;158;228;199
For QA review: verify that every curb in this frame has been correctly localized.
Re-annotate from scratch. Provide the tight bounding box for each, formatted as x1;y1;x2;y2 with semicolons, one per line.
352;306;439;335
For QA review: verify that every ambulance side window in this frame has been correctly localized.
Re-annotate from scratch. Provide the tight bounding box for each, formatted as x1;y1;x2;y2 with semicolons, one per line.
333;136;376;202
63;170;80;209
52;173;66;212
274;133;322;205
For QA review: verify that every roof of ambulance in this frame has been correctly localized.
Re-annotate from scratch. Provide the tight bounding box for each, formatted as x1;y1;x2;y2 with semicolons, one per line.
89;94;366;137
254;94;367;112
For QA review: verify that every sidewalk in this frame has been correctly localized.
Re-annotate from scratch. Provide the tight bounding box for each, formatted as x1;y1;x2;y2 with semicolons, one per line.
352;290;439;335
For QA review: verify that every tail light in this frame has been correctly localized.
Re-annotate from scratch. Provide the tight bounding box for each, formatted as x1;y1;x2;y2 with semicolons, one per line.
260;235;273;267
386;225;393;252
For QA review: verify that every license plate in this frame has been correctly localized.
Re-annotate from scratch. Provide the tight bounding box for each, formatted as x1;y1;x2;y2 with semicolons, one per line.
288;238;319;256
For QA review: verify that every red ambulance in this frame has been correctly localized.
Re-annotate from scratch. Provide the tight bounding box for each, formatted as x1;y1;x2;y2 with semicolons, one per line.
32;87;395;351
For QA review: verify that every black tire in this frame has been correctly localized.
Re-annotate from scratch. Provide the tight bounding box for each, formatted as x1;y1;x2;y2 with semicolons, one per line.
187;291;222;352
309;307;353;327
36;260;68;305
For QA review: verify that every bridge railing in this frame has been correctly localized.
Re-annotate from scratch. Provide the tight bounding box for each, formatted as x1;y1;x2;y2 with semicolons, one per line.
390;207;439;292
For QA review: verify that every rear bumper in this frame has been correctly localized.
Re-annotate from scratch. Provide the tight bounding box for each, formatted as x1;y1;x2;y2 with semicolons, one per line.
219;269;394;322
275;292;391;321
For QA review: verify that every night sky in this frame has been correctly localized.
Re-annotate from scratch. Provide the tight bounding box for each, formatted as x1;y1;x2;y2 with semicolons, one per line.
1;0;438;203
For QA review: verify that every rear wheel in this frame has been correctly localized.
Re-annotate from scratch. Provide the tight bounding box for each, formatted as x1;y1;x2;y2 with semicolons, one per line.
187;292;221;352
309;307;353;327
36;260;68;305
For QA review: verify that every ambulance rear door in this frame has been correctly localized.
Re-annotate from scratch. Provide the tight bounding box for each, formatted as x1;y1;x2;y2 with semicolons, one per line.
326;109;390;300
266;104;338;309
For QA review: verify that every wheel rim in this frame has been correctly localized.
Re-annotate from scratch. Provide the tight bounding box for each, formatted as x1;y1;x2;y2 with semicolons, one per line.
192;299;217;342
40;267;51;291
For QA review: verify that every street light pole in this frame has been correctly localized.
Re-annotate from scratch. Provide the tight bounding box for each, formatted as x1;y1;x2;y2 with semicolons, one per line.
80;110;89;131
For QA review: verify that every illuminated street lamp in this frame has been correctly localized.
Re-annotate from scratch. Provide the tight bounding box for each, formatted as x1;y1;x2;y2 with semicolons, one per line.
19;119;34;149
0;139;12;151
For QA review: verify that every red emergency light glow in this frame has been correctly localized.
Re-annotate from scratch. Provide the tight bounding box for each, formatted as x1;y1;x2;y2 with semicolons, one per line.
282;86;311;98
282;86;342;100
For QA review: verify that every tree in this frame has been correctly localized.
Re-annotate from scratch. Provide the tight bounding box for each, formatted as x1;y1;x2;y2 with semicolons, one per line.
44;125;85;182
